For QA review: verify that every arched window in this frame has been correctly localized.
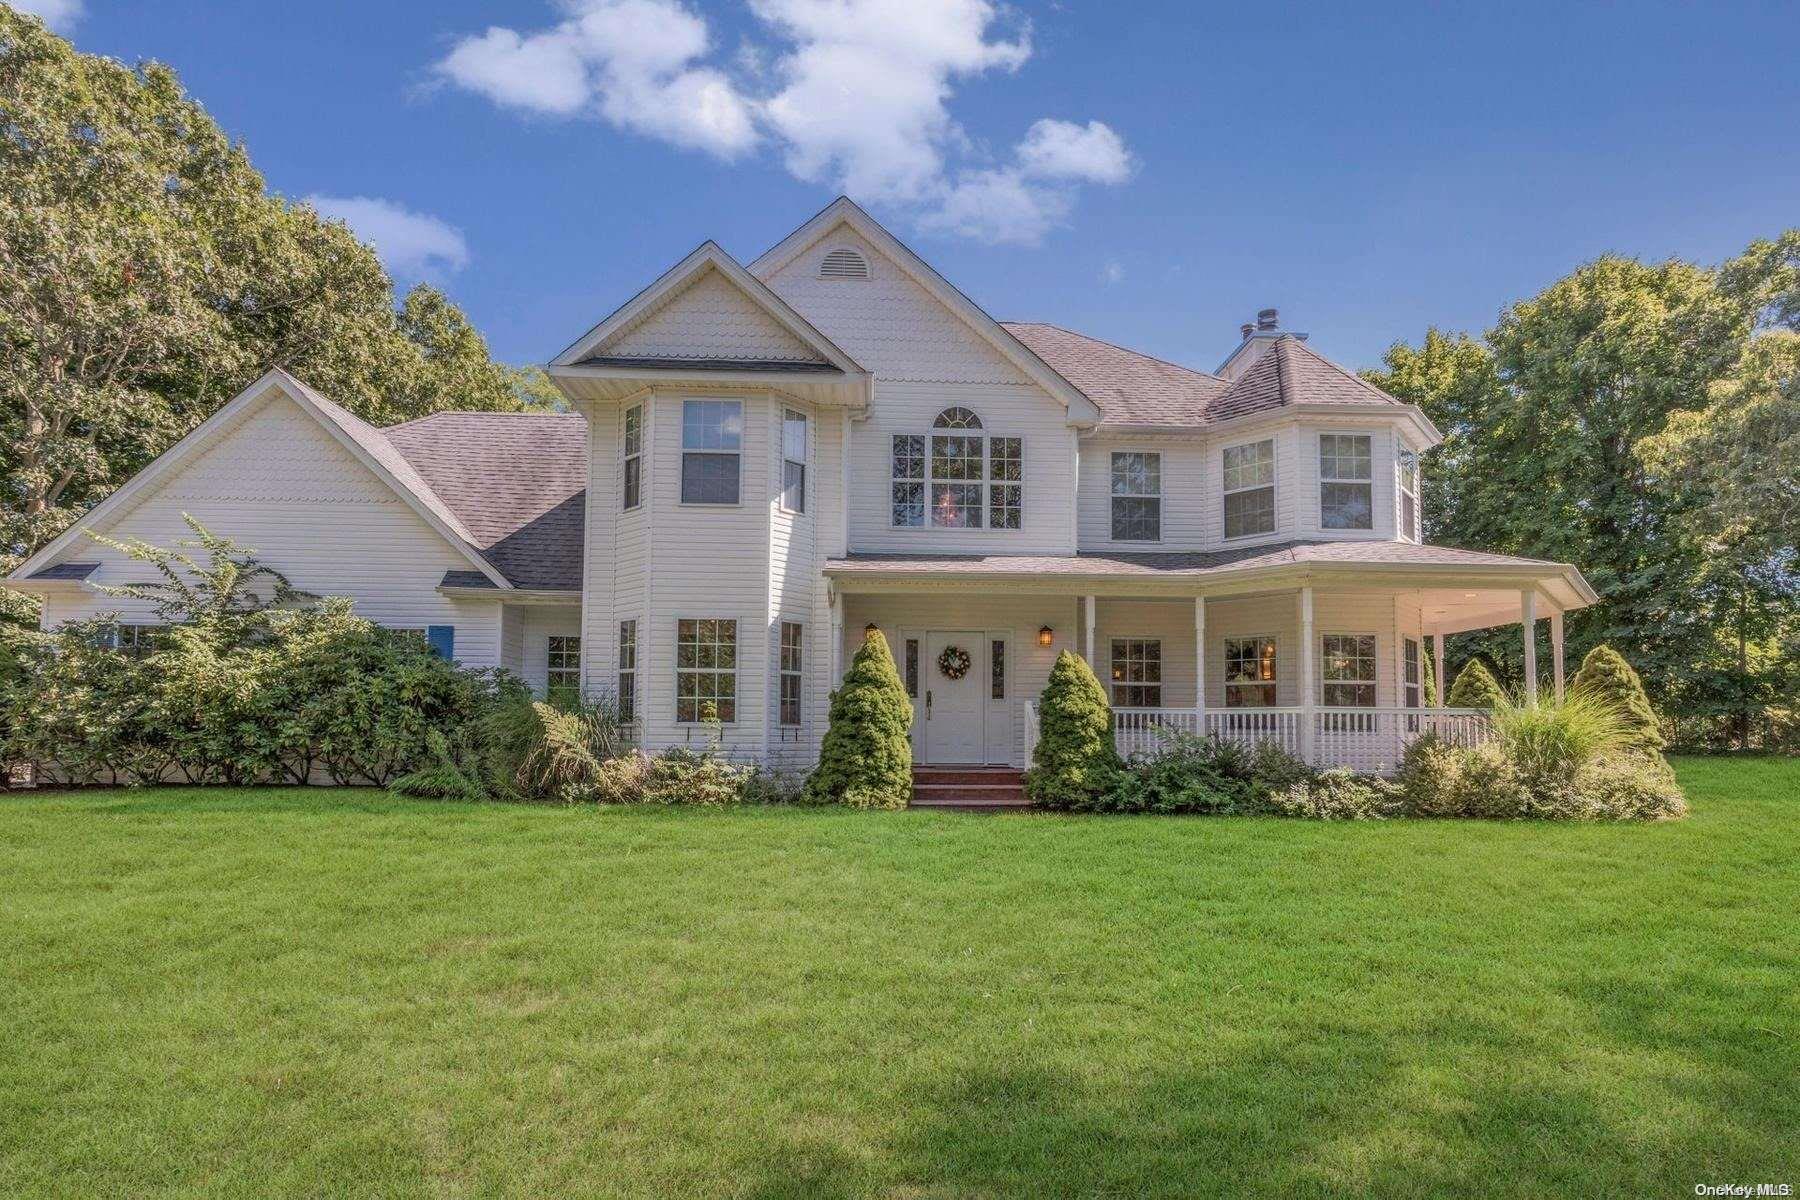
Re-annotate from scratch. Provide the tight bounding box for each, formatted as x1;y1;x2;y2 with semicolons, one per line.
892;407;1021;530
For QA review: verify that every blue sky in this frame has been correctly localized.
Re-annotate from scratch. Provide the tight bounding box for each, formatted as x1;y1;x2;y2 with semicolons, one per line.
25;0;1800;374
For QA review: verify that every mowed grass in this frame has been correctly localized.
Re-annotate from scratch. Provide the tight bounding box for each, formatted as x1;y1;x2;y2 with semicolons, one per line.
2;758;1795;1199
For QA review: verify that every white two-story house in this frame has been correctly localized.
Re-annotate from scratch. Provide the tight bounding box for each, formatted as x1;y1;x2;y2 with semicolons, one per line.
6;198;1597;774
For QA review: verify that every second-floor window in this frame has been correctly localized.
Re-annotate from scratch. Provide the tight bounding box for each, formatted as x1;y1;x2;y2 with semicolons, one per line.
890;407;1023;530
622;404;642;510
1110;452;1161;541
1398;448;1420;541
1222;439;1275;538
781;409;807;513
681;400;741;505
1319;433;1373;530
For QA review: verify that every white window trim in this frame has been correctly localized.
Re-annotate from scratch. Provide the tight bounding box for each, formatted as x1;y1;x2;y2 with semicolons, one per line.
886;420;1027;532
1397;444;1421;543
779;408;808;516
1319;631;1379;708
1108;635;1164;709
678;398;745;508
621;403;643;512
1222;633;1280;709
674;616;740;725
1317;430;1376;534
778;620;804;727
1109;449;1163;544
1221;436;1278;541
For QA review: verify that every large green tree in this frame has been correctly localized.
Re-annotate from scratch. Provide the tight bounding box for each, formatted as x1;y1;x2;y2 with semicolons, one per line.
0;10;550;616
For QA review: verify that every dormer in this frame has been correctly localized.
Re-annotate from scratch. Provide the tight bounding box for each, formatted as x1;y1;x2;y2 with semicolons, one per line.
1217;307;1308;381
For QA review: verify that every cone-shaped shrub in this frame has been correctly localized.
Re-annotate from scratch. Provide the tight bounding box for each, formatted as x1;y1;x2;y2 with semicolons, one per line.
803;628;913;809
1447;658;1506;709
1571;643;1664;751
1025;650;1122;809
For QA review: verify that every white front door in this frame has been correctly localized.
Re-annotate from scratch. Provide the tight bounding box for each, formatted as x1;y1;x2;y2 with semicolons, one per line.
923;631;985;763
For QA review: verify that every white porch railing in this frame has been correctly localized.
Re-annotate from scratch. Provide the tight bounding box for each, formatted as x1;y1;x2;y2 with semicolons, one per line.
1023;704;1493;776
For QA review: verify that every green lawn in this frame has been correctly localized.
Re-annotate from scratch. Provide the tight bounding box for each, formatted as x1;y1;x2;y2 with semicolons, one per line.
2;757;1795;1198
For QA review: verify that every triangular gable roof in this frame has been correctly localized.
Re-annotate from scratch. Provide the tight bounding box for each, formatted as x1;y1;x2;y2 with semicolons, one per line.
550;241;866;378
749;197;1103;425
7;369;511;589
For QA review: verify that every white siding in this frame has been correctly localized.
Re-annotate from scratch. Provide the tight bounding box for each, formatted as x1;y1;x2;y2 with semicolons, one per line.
603;266;822;362
33;389;500;667
1078;439;1210;551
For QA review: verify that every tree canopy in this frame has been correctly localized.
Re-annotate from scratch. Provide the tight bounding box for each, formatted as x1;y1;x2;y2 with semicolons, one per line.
0;11;553;618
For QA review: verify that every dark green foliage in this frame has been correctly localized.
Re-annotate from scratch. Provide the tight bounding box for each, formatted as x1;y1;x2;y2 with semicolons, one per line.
1025;651;1121;809
1572;644;1666;751
1447;659;1507;709
804;629;913;809
1090;730;1254;814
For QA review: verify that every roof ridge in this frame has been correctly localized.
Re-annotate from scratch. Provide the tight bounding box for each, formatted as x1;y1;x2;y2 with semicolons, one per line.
1000;321;1225;382
385;409;584;431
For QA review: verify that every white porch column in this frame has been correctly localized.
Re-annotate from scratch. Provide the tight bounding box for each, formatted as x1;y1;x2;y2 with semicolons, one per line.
1083;594;1097;671
1432;632;1447;709
1551;610;1566;704
1193;596;1207;715
1521;589;1538;705
1299;586;1316;764
828;588;844;683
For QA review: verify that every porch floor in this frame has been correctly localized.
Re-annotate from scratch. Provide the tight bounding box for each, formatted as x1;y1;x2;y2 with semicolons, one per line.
911;766;1029;810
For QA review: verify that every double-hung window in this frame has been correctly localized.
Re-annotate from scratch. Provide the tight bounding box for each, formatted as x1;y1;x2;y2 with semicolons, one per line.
622;404;643;510
781;409;807;513
676;619;736;722
617;620;637;722
680;400;742;505
779;622;803;726
546;636;580;705
1110;452;1161;541
890;408;1023;530
1403;637;1422;708
1397;448;1420;541
1110;638;1162;707
1321;634;1377;707
1222;439;1275;538
1224;636;1277;707
1319;434;1374;530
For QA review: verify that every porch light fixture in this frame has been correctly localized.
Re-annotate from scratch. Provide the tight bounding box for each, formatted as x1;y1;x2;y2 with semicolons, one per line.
1038;626;1054;647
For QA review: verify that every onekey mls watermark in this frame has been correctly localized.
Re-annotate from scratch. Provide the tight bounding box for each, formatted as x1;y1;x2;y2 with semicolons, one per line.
1694;1186;1792;1198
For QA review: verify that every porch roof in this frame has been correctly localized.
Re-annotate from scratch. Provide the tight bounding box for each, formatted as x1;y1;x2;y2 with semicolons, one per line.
825;539;1599;617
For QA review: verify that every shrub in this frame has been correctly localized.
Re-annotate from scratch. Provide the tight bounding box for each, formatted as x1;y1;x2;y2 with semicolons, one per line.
1395;732;1467;817
1267;769;1405;820
740;766;810;806
1096;730;1256;814
1488;691;1628;782
641;748;749;806
590;750;652;805
1443;743;1534;818
803;629;913;809
1025;651;1122;809
1571;644;1665;751
1447;659;1507;709
1574;753;1688;820
1244;739;1316;804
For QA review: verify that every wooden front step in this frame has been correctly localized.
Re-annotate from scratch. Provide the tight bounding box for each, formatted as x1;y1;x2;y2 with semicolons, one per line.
911;767;1029;809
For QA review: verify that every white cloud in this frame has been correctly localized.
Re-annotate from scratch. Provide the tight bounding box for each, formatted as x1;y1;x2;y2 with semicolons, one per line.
11;0;83;32
1099;259;1124;286
435;0;757;157
305;195;471;281
433;0;1134;244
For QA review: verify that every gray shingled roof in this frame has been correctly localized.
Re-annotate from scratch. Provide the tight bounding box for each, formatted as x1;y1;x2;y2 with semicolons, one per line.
383;412;588;591
1001;324;1402;427
827;540;1568;578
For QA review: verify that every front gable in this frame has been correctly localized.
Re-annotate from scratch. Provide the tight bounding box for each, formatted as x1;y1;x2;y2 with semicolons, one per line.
601;264;826;364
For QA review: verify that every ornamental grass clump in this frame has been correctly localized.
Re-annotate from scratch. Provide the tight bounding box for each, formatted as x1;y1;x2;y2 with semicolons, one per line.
1489;690;1629;782
803;628;913;809
1026;651;1122;809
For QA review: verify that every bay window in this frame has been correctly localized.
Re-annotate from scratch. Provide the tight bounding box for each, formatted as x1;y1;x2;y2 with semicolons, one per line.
779;621;803;726
622;404;642;510
781;409;807;513
681;400;741;505
1398;448;1420;541
676;618;736;722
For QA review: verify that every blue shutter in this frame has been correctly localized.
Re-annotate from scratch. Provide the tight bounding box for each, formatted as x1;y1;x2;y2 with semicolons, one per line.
426;625;455;660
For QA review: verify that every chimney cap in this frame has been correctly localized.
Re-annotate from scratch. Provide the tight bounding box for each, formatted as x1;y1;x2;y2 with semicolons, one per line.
1256;307;1279;330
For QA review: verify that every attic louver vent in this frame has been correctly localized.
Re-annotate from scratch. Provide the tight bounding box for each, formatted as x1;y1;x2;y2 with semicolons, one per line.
819;248;869;280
